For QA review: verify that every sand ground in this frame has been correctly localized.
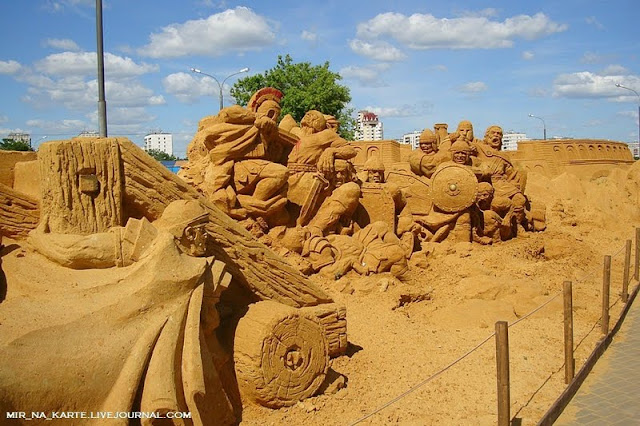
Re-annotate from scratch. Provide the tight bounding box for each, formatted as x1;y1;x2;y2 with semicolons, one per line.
240;163;640;425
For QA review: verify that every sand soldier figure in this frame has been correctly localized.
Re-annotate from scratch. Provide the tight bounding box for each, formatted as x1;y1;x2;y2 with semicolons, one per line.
438;120;482;154
180;87;291;223
471;182;511;244
307;159;361;237
449;139;491;181
412;140;486;244
285;110;357;225
474;125;530;237
409;128;444;178
359;156;416;251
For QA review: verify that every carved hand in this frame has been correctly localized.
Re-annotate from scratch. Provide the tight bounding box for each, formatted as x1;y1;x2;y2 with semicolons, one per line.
317;149;335;174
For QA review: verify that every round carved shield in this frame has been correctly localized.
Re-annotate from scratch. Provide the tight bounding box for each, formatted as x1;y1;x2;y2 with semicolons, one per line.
430;163;478;213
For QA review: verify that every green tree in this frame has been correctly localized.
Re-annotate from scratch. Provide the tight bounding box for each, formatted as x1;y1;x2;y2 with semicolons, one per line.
145;148;177;161
0;138;34;152
231;54;356;140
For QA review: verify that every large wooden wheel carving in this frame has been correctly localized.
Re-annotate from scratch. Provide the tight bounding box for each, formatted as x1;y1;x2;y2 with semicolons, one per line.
234;301;329;408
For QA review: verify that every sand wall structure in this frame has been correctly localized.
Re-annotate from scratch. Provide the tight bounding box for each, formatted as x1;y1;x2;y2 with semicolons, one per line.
510;139;635;178
349;138;635;178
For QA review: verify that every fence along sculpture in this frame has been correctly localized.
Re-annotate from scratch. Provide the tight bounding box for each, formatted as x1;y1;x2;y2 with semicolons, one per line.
0;136;347;424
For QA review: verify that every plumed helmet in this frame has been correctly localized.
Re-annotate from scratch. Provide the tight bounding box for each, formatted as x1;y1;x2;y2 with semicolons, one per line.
248;87;284;112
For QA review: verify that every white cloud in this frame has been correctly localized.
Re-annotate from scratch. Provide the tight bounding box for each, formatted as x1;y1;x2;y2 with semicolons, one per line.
349;39;406;61
139;7;276;58
0;115;7;125
0;60;22;75
600;65;629;76
457;8;499;18
301;30;317;43
26;118;87;136
339;64;391;87
0;127;27;137
528;87;549;97
107;107;156;126
460;81;488;93
522;51;535;60
431;64;448;72
585;16;604;30
356;12;567;49
197;0;227;8
43;38;80;51
362;105;417;117
618;110;638;118
19;71;164;112
553;67;640;101
163;72;237;104
581;51;607;64
44;0;96;16
35;52;158;78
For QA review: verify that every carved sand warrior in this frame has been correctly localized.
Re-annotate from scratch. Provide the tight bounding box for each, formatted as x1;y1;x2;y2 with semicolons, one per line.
179;87;296;225
0;137;347;424
285;110;357;227
474;125;531;236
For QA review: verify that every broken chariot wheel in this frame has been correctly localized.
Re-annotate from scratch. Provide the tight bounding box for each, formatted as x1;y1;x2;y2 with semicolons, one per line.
233;301;329;408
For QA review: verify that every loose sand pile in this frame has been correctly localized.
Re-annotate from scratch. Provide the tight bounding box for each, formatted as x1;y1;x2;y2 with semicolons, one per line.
240;162;640;425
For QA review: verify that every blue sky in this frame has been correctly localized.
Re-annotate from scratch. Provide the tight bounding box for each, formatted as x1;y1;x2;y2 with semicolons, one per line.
1;0;639;156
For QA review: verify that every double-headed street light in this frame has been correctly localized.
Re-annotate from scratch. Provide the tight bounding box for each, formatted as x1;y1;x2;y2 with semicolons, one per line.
190;67;250;111
615;83;640;148
528;114;547;140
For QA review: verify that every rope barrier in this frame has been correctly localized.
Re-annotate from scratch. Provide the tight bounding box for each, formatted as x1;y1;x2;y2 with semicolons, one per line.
512;240;630;417
349;331;496;425
510;291;562;328
349;289;564;425
348;238;632;425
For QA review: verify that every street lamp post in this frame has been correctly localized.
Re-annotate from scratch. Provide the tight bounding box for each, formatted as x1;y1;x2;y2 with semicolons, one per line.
95;0;107;137
190;67;250;111
528;114;546;140
615;83;640;148
36;136;47;148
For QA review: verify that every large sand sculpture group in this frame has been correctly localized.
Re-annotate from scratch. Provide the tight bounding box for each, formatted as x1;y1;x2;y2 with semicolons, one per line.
180;87;546;281
0;87;557;424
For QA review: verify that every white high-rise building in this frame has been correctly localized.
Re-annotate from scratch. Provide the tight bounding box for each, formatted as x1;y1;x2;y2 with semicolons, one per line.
402;130;422;150
355;110;383;141
144;132;173;155
627;141;639;158
502;131;527;151
7;132;31;146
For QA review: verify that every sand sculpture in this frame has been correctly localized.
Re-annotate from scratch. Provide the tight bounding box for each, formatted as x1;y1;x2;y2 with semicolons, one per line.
0;86;554;421
0;137;348;423
177;89;547;279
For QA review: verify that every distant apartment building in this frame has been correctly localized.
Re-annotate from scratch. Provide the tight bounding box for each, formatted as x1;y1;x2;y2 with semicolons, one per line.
144;132;173;156
354;110;383;141
7;132;31;146
502;131;527;151
627;141;639;158
401;130;422;150
77;130;99;138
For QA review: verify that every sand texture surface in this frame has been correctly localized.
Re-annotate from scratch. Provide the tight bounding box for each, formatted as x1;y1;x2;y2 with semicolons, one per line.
240;163;640;425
